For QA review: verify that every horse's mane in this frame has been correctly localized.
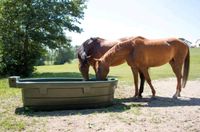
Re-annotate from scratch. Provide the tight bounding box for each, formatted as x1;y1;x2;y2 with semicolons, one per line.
100;36;146;64
78;37;103;64
100;39;133;63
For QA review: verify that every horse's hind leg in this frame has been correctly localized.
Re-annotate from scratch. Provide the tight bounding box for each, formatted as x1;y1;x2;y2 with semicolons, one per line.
139;72;145;97
131;67;139;97
169;60;183;98
140;68;156;97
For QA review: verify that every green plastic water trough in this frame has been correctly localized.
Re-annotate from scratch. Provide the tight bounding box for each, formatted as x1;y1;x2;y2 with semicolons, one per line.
9;76;118;110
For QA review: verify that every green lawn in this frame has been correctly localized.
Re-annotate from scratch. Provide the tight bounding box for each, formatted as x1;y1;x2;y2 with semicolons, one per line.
34;48;200;84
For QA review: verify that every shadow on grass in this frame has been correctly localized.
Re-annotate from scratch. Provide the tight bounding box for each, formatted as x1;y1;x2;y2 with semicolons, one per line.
15;101;134;117
15;96;200;117
0;75;9;79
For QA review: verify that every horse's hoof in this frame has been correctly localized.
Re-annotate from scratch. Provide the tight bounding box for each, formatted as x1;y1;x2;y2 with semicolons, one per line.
138;95;143;98
138;93;143;98
172;95;178;99
133;94;139;98
132;96;139;100
151;96;156;100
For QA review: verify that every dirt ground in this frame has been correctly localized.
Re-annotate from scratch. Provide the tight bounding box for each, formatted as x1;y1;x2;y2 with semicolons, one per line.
8;78;200;132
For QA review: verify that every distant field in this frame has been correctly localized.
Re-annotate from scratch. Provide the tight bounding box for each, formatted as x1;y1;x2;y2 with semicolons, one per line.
34;48;200;84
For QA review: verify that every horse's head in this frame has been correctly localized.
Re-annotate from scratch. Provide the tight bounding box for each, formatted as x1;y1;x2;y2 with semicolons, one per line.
94;59;110;80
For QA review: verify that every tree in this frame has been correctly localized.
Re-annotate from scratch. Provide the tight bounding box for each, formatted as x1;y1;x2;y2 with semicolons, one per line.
0;40;5;74
0;0;87;76
54;45;75;65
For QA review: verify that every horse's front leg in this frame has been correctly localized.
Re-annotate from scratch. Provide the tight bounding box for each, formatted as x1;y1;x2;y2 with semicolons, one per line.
79;62;90;80
131;67;139;97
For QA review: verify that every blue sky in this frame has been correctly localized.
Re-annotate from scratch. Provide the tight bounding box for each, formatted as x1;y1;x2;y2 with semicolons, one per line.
68;0;200;46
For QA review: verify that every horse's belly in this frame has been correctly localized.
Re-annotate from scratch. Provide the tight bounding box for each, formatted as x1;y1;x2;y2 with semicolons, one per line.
146;53;173;67
141;47;174;67
149;60;169;67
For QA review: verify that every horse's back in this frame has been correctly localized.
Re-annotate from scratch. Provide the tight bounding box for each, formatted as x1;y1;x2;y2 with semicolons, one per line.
132;37;189;67
140;37;188;52
132;38;177;67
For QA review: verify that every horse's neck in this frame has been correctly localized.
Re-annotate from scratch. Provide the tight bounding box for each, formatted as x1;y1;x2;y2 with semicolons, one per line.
102;41;133;65
85;38;104;53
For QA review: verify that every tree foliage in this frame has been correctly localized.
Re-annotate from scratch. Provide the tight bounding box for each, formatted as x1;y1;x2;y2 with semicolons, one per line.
0;0;86;76
54;46;75;65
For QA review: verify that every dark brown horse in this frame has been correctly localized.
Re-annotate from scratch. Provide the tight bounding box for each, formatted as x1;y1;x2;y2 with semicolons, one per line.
77;37;145;97
94;36;190;98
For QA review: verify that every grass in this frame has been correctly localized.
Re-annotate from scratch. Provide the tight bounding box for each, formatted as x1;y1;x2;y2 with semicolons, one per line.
33;48;200;84
0;117;25;131
0;48;199;131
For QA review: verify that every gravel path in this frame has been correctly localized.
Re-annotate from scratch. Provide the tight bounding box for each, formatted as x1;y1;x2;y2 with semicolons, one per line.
11;78;200;132
119;78;200;132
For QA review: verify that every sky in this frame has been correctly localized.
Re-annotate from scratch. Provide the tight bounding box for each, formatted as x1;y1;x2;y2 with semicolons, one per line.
67;0;200;46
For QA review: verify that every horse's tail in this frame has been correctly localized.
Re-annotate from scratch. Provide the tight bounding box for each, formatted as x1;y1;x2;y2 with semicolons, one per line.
182;47;190;88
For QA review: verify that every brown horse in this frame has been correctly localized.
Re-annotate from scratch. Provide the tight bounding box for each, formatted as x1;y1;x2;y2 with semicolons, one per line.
77;36;146;97
94;36;190;98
